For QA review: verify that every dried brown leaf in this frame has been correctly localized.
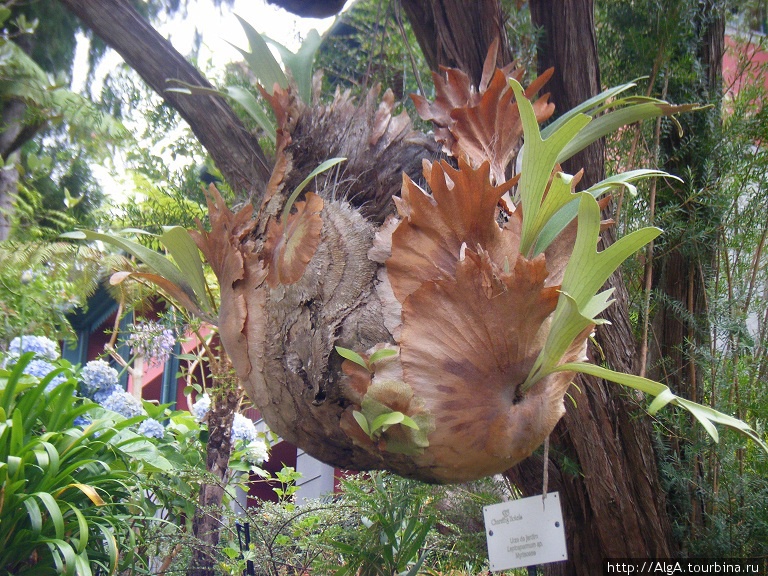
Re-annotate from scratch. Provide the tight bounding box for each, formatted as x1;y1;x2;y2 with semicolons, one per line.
263;191;324;287
411;41;555;183
387;159;518;302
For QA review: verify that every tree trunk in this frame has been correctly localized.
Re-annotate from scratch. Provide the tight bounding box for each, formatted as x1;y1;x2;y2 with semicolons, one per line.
0;153;19;241
188;369;241;576
400;0;512;87
58;0;272;202
511;1;675;572
649;0;725;543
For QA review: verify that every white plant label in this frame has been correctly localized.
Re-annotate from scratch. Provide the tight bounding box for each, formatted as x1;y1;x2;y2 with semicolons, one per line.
483;492;568;571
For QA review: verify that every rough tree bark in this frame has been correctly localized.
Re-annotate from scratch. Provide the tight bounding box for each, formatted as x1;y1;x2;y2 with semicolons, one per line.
400;0;512;87
58;0;272;201
649;0;725;541
0;33;41;241
650;1;724;407
188;370;241;576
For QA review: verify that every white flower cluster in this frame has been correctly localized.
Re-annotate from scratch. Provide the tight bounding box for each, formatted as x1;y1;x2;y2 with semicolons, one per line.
126;322;176;366
231;413;258;444
242;438;269;465
191;393;211;421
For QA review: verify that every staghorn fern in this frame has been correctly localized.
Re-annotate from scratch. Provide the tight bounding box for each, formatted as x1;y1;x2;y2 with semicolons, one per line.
72;41;767;483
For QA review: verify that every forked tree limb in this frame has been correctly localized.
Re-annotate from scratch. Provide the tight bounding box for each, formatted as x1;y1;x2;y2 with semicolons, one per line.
58;0;272;202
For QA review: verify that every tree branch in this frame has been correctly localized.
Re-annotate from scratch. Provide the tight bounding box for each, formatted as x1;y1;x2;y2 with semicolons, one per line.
58;0;272;202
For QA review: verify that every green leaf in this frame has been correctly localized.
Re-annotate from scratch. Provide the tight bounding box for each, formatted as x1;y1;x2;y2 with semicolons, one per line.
62;502;89;553
165;80;277;144
232;14;287;93
557;100;699;164
523;194;660;389
399;415;420;430
264;29;322;103
61;230;193;299
371;411;405;433
532;169;678;255
541;80;640;139
555;362;768;454
225;85;276;143
282;157;346;225
352;411;370;437
561;194;660;306
509;78;591;255
23;497;44;532
335;346;369;370
160;226;211;313
368;348;398;365
36;491;65;539
44;538;77;576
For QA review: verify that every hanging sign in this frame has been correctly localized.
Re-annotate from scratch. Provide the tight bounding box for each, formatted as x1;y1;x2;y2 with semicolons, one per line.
483;492;568;572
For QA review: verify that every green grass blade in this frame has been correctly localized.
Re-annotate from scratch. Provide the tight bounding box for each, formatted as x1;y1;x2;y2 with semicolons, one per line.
22;497;43;532
35;492;65;539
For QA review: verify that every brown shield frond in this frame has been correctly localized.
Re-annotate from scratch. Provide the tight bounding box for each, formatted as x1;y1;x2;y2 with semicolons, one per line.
399;248;562;481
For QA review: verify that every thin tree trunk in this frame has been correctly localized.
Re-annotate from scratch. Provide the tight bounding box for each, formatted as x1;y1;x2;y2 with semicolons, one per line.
0;154;19;241
58;0;272;202
188;374;241;576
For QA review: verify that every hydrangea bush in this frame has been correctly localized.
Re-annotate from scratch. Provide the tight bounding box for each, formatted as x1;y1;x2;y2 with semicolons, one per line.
102;389;146;419
232;413;258;444
4;335;266;462
192;393;266;460
6;335;59;361
191;393;211;421
3;335;67;391
138;418;165;439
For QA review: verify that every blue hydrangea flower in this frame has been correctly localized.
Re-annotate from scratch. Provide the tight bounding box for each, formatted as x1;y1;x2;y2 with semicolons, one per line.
191;393;210;421
94;385;122;404
73;415;92;427
21;358;67;392
80;360;119;400
102;390;146;419
126;322;176;366
7;335;60;361
231;413;258;444
138;418;165;439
